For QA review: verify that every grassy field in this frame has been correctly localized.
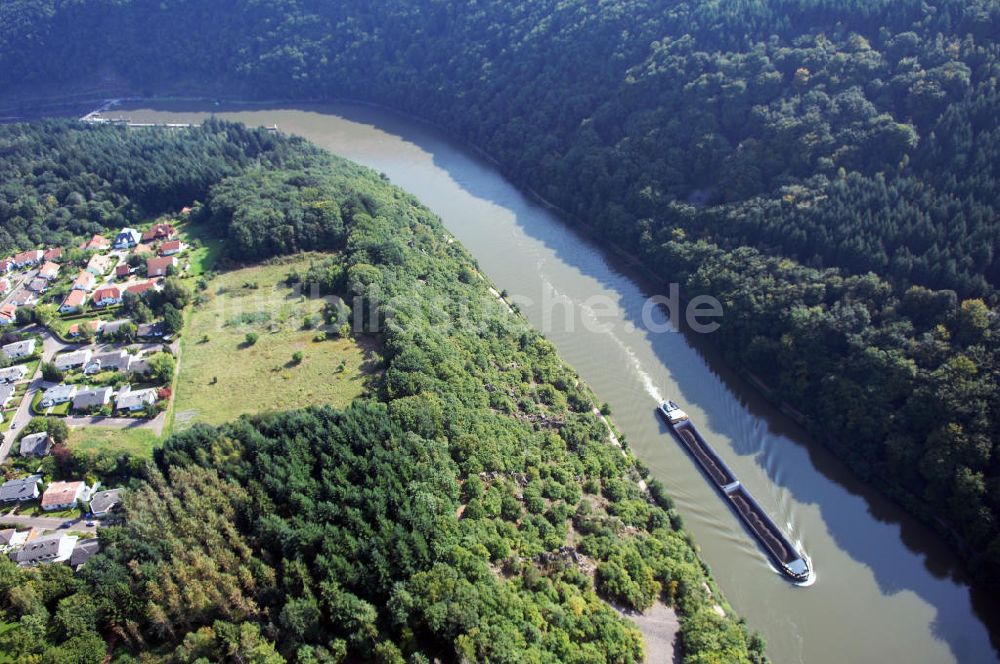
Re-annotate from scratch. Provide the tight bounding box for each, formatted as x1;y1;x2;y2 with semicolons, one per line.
66;426;161;458
173;255;371;430
176;221;223;276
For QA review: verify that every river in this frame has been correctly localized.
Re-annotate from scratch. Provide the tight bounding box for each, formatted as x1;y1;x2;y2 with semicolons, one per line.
110;100;998;663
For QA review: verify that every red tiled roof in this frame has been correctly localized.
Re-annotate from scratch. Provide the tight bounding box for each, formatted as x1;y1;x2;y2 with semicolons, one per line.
82;234;110;250
115;264;130;276
93;286;121;302
14;250;41;264
147;256;174;275
126;281;156;295
68;320;102;336
62;290;86;308
0;304;16;320
39;261;60;279
160;240;182;253
141;223;176;242
41;481;84;508
73;271;95;288
43;248;62;261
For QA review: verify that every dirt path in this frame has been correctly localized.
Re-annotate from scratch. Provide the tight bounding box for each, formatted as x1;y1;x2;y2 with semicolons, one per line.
616;601;680;663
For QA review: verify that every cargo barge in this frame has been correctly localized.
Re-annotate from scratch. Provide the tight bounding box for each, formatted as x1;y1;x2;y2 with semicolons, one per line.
659;401;811;582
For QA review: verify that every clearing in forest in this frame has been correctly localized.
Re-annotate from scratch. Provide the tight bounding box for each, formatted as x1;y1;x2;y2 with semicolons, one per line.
66;426;161;458
174;255;370;429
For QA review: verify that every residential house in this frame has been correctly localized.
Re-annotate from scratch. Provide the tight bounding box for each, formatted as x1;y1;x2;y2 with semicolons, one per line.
0;384;15;409
27;278;49;293
42;247;62;262
11;534;78;565
68;320;102;338
126;281;157;297
70;539;101;570
39;384;77;408
60;289;87;314
12;250;43;267
72;387;113;412
54;348;92;371
0;303;17;325
2;339;35;360
86;350;130;374
137;322;165;338
146;256;176;278
141;223;176;242
98;319;132;338
92;285;122;308
0;365;27;383
72;270;96;291
9;290;37;307
86;253;112;276
0;278;11;293
116;386;158;412
0;475;41;503
89;489;122;517
128;355;151;375
115;263;132;279
82;234;110;251
114;228;141;249
0;529;29;552
0;260;12;274
38;261;60;280
40;481;89;511
159;240;184;256
19;432;50;457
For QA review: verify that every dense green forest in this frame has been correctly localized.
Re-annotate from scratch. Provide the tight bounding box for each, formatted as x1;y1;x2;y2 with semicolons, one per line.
4;0;999;587
0;121;765;662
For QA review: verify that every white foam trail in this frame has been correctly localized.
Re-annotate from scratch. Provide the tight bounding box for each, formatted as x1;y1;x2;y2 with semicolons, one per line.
598;314;664;403
541;278;665;406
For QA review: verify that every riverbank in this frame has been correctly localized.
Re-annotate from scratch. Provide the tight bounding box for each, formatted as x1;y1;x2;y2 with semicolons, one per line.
15;95;1000;663
29;89;993;563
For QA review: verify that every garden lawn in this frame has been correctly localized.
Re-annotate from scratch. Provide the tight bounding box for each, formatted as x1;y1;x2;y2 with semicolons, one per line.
173;255;370;430
176;221;222;276
66;426;161;458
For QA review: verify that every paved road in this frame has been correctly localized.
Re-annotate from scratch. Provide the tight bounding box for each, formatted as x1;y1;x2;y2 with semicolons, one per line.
1;268;38;307
0;327;172;462
0;513;97;535
0;329;71;463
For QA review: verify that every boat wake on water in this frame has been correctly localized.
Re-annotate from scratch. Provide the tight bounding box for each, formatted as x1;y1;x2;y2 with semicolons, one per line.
656;400;813;584
597;322;813;583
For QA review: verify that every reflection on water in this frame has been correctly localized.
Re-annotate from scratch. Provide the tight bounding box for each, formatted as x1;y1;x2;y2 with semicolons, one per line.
114;100;1000;664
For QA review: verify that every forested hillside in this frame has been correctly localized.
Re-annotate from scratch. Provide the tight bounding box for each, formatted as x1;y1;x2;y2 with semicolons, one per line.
0;122;765;662
5;0;998;587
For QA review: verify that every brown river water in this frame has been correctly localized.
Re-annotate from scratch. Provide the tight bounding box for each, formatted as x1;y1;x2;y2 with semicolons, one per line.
110;99;999;664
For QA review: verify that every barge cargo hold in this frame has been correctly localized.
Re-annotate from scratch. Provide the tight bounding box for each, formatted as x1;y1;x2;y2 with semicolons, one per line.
659;401;811;582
